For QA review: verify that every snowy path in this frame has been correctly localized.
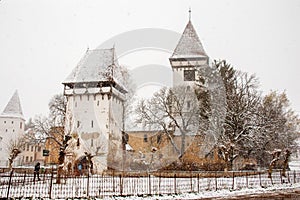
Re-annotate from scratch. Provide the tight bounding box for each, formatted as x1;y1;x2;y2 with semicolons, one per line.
104;183;300;200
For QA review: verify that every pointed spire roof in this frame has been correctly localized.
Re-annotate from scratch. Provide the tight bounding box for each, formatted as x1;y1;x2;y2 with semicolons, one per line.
171;19;207;59
1;90;24;119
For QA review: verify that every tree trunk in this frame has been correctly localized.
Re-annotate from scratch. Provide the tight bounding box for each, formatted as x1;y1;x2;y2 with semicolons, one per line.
282;149;291;177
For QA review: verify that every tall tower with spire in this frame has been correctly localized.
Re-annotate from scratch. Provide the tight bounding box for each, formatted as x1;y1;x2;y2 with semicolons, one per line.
63;47;127;173
0;90;25;166
169;9;209;87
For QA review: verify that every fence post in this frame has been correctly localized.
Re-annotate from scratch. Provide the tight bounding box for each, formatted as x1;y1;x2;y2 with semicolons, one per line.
119;174;123;196
23;170;26;186
270;173;273;185
174;173;177;194
232;172;235;190
49;168;54;199
112;171;115;193
158;173;161;196
99;173;103;197
190;172;193;192
259;172;262;187
6;169;14;199
43;169;46;182
294;170;296;184
197;173;200;193
87;170;90;197
215;172;217;191
148;174;151;195
246;172;248;188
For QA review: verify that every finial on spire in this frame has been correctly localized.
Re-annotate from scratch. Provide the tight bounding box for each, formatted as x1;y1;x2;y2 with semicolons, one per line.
189;7;191;21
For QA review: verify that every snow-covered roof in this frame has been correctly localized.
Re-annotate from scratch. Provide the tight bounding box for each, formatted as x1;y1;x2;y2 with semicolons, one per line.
0;90;24;119
170;20;207;59
63;48;125;89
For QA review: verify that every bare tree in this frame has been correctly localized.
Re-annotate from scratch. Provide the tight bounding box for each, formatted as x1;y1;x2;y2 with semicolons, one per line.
135;85;200;162
33;94;69;183
7;138;25;170
121;67;137;131
214;60;261;170
214;60;299;171
254;91;299;168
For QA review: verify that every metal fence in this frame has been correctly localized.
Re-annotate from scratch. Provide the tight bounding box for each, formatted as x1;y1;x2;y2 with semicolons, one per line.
0;169;299;199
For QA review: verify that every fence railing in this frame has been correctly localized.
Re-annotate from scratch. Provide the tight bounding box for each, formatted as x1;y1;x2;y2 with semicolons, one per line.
0;169;299;199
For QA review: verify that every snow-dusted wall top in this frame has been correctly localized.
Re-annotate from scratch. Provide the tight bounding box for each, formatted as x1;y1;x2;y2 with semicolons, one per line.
171;20;207;59
63;48;125;88
0;90;24;119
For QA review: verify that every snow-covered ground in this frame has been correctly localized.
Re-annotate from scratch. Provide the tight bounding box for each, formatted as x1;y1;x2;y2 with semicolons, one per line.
104;183;300;200
1;170;300;199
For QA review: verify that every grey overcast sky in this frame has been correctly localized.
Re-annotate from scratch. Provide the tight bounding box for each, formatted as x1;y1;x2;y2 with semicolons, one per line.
0;0;299;119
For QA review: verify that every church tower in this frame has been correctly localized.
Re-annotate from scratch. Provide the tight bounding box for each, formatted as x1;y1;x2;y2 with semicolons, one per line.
169;10;210;87
63;47;127;173
0;90;25;166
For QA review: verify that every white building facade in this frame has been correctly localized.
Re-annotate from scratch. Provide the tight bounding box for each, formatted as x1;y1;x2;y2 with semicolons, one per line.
63;48;127;173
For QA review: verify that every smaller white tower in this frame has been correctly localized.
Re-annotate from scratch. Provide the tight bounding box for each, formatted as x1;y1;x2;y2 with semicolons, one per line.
0;90;25;167
168;11;210;138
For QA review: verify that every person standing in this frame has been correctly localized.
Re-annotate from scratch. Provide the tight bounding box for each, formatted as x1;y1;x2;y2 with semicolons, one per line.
34;162;41;181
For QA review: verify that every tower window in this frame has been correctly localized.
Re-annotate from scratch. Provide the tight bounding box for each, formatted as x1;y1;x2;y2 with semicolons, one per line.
187;101;191;109
20;122;22;129
80;95;82;101
4;121;6;124
144;134;148;142
184;70;195;81
91;139;94;147
94;95;96;101
91;120;94;128
77;121;80;128
157;134;162;143
11;121;14;124
5;129;7;132
87;95;90;101
97;101;99;106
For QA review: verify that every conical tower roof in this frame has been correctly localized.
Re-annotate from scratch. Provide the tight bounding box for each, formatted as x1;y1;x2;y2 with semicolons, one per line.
171;20;207;59
1;90;24;119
